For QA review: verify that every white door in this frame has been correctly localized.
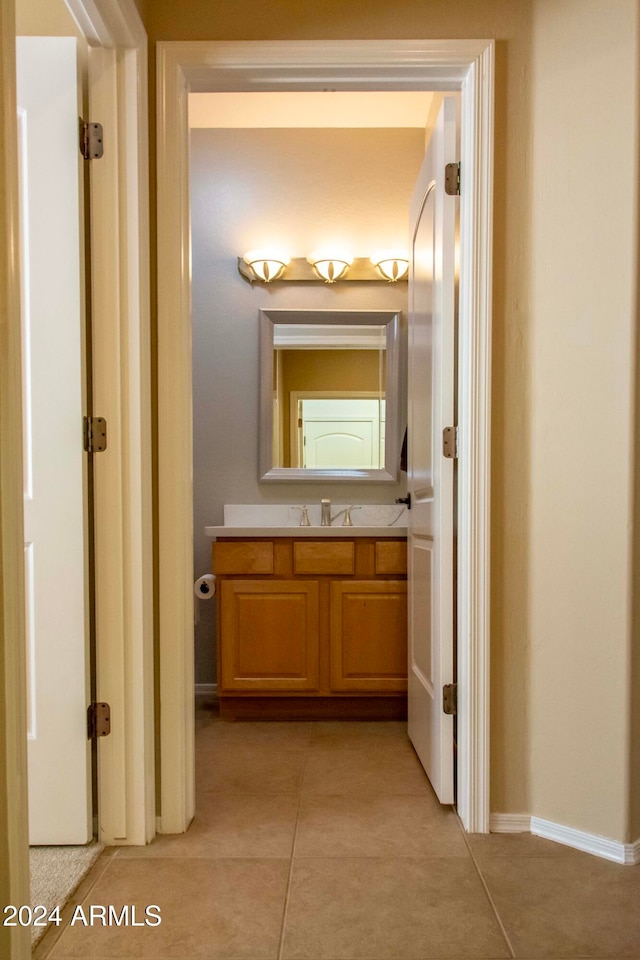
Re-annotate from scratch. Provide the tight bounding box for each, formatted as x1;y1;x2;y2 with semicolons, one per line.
301;399;382;468
17;37;92;844
407;97;457;804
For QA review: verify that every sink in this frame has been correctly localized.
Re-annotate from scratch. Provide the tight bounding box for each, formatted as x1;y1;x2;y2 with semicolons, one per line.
204;504;408;538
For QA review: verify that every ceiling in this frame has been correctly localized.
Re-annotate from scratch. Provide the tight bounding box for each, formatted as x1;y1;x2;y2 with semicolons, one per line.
188;91;433;129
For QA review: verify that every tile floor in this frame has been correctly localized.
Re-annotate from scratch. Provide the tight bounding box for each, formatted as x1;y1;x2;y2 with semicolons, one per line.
33;699;640;959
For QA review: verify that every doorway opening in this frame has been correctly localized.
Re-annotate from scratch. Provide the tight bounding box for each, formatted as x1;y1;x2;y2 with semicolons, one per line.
156;39;493;836
189;89;429;745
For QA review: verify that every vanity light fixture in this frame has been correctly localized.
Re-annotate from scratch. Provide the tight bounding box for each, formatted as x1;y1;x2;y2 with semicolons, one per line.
306;252;353;284
370;252;410;282
242;250;290;283
237;251;408;284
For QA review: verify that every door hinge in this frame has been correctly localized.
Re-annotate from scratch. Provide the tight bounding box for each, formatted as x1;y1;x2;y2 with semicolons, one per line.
395;493;411;509
80;120;104;160
443;426;458;459
443;683;457;716
87;702;111;739
444;161;461;196
83;416;107;454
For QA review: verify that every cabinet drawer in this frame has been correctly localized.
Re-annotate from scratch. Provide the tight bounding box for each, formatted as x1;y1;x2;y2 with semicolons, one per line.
213;541;274;575
293;541;355;575
375;541;407;576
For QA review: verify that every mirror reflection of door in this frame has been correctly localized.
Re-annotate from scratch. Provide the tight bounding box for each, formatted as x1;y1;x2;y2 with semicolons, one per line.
292;396;385;468
273;323;386;469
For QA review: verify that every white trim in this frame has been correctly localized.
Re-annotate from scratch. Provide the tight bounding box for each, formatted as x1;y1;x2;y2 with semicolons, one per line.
65;0;146;48
195;683;218;696
532;817;640;866
455;41;494;833
156;38;494;834
489;813;531;833
491;814;640;865
67;0;154;846
157;43;194;837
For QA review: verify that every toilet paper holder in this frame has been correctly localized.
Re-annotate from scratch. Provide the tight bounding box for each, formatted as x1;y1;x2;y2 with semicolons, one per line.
194;573;216;599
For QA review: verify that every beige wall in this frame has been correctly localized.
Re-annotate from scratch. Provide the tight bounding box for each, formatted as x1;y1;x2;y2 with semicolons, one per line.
144;0;640;840
16;0;83;37
529;0;640;841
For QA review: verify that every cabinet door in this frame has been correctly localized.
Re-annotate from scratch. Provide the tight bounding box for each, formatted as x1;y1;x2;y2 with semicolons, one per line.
330;581;408;692
220;580;319;691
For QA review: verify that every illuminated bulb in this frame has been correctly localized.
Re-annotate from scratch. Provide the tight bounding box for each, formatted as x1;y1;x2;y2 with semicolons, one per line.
370;251;409;282
306;252;353;283
243;250;290;282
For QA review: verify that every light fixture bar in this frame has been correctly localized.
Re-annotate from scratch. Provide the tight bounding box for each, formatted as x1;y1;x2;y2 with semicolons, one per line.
237;257;407;284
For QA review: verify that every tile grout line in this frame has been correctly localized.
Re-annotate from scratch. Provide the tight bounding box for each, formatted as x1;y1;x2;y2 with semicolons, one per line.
457;814;517;960
32;852;117;960
275;731;310;960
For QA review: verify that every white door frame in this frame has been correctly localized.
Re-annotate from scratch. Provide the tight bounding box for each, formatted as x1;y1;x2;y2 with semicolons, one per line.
156;39;494;834
65;0;155;846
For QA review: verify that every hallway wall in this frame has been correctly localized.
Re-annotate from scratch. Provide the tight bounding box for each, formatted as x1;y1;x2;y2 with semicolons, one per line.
140;0;640;843
529;0;640;843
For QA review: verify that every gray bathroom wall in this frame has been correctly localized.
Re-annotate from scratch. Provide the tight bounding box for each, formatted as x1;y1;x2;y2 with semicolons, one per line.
190;127;425;683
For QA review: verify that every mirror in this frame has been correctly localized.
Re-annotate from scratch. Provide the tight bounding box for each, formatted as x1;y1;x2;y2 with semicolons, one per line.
259;309;401;482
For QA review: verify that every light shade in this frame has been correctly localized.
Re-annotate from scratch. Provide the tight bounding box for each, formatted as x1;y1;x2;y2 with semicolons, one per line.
306;252;353;283
243;250;290;282
370;251;409;282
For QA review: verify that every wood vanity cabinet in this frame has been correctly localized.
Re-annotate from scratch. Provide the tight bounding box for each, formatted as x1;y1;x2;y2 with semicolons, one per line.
212;537;407;720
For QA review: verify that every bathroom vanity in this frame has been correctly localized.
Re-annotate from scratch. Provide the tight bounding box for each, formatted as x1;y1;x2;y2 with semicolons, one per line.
209;516;408;720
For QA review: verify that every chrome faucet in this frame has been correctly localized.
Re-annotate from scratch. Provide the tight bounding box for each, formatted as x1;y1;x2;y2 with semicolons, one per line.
321;498;331;526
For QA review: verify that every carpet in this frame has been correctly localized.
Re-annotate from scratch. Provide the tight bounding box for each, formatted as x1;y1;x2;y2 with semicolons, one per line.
29;842;104;945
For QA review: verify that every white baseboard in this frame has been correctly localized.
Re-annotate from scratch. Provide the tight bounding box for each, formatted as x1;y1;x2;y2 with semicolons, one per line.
195;683;217;696
532;816;640;865
489;813;531;833
490;812;640;864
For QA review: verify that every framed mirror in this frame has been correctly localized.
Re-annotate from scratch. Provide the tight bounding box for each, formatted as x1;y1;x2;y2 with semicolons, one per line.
259;308;401;482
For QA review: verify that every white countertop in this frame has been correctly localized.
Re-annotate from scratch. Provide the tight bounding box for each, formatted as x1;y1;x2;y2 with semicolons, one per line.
205;525;407;539
205;503;408;539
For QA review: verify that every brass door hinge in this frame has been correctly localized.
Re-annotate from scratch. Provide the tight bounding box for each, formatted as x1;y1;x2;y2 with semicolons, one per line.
87;702;111;739
443;683;457;716
83;416;107;453
444;162;461;196
80;120;104;160
443;426;458;459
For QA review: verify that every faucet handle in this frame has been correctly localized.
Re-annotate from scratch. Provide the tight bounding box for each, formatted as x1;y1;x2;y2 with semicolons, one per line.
342;506;361;527
291;505;310;527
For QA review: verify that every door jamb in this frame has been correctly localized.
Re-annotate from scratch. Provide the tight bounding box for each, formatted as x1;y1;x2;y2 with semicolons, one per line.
65;0;155;846
156;39;494;834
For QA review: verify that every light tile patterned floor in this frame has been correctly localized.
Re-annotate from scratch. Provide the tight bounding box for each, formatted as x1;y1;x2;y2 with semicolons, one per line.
33;700;640;959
